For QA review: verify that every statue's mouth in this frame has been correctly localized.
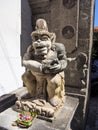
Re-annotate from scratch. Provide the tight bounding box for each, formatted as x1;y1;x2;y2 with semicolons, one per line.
35;46;48;55
36;46;45;49
33;42;50;49
33;41;51;55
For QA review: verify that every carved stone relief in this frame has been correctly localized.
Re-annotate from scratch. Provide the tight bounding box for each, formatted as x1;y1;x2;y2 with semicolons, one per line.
62;25;75;39
63;0;76;9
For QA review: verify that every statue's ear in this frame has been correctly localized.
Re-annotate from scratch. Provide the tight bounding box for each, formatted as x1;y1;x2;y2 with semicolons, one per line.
31;32;35;40
50;33;56;43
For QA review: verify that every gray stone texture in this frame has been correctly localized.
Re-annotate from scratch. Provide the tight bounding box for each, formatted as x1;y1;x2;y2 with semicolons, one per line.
0;94;17;113
0;96;78;130
21;0;95;129
21;0;32;57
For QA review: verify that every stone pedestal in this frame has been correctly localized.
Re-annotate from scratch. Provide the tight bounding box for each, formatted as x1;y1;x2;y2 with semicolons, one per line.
0;96;78;130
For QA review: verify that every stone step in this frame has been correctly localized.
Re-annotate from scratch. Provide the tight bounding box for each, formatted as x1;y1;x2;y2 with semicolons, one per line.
0;94;17;113
0;92;78;130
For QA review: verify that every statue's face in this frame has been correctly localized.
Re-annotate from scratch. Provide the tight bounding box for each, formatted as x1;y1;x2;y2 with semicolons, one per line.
32;34;51;55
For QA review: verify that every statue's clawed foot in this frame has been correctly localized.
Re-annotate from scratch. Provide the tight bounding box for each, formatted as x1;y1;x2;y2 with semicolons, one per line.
15;100;55;117
49;96;62;107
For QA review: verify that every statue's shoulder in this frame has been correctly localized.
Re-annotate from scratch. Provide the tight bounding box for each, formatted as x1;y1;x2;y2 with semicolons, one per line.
53;43;65;51
26;45;33;53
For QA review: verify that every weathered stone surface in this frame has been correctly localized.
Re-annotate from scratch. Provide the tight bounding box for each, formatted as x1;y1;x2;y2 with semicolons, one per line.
0;96;78;130
29;0;50;15
27;0;94;90
17;19;68;118
62;25;75;39
63;0;77;9
21;0;95;129
28;0;79;53
0;94;17;113
21;0;32;57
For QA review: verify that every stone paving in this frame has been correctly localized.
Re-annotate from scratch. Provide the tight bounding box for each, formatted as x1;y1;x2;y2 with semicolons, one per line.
85;96;98;130
0;89;97;130
0;96;78;130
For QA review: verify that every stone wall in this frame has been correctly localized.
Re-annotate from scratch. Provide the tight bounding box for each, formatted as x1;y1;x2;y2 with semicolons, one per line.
21;0;32;57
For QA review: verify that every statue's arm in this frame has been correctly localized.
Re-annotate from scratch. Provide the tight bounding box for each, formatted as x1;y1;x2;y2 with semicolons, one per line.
23;60;42;73
22;45;42;73
58;46;67;71
42;43;67;74
56;43;67;71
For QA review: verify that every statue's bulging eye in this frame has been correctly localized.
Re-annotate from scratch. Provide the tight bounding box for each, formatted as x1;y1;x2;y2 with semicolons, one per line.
35;36;39;41
41;36;49;41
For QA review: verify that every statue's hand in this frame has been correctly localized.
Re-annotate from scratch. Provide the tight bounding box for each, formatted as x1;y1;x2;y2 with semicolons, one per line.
42;63;51;74
42;59;61;74
48;64;61;73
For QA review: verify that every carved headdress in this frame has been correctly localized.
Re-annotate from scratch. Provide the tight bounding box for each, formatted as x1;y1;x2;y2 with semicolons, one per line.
31;19;56;43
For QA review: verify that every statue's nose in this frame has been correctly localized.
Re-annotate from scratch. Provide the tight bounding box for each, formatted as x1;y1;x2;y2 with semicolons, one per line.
37;39;41;42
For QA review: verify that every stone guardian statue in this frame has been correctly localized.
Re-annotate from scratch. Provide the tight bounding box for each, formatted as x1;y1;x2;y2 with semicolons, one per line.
16;19;67;118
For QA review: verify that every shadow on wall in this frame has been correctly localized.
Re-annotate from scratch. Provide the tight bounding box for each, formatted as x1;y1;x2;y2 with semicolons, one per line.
21;0;32;57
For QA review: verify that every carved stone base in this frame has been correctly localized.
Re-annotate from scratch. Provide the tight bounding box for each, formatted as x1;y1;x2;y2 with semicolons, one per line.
15;97;65;121
0;96;79;130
